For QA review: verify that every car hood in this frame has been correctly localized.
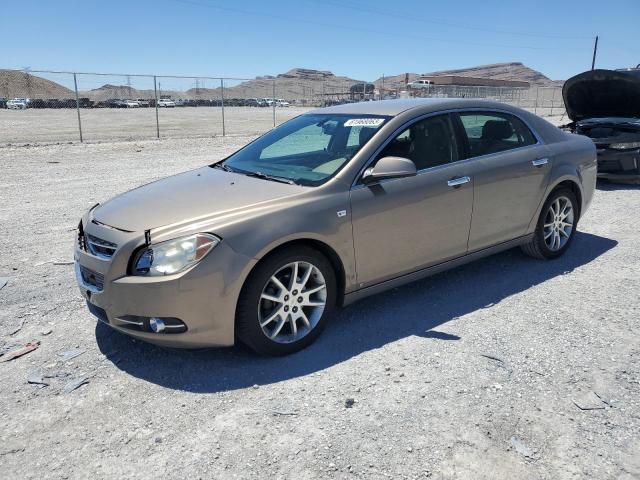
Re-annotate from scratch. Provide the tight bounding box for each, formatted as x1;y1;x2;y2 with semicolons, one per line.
563;69;640;121
576;117;640;128
93;166;306;231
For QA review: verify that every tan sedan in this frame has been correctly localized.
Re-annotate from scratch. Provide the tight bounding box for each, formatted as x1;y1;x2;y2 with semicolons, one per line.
75;99;597;355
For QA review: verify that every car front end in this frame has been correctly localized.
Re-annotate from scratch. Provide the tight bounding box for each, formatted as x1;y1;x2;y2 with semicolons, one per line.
74;204;256;348
563;68;640;183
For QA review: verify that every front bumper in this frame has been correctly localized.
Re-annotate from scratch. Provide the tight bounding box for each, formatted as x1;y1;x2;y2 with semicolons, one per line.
596;147;640;182
75;218;256;348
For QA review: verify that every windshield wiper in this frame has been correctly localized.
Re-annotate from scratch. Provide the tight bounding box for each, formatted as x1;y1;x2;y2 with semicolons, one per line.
244;171;298;185
211;162;235;172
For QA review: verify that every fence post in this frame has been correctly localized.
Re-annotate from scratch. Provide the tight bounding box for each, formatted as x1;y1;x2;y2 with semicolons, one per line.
272;79;276;128
534;88;540;114
322;81;325;107
73;73;83;143
220;78;226;137
550;88;555;117
153;76;160;139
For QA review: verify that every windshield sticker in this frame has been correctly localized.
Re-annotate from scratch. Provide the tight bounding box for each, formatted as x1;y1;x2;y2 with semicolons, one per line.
344;118;385;128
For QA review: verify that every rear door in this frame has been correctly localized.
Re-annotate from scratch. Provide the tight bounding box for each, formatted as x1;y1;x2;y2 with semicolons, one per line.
454;111;551;251
350;113;473;287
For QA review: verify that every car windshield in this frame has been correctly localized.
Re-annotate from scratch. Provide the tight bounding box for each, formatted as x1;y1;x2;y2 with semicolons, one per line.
219;113;389;185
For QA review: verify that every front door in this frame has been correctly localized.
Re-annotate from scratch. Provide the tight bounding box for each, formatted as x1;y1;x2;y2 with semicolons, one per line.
350;114;474;288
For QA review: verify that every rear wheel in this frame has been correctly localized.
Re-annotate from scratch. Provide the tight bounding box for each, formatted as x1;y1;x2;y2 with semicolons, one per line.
521;187;578;259
236;246;337;356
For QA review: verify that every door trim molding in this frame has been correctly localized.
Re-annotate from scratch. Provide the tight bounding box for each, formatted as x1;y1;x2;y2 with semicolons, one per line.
342;234;533;306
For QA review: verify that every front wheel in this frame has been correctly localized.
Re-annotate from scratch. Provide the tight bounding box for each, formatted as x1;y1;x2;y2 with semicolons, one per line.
236;246;337;356
521;187;578;259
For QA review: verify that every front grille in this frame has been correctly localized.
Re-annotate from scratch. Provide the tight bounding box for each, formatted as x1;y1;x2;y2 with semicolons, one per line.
598;159;621;173
85;234;117;259
79;265;105;291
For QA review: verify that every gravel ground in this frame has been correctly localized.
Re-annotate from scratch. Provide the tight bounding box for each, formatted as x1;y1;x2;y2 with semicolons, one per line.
0;137;638;479
0;106;311;144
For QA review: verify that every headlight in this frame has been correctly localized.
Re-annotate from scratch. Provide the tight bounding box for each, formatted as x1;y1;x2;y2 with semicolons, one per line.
609;141;640;150
132;233;220;276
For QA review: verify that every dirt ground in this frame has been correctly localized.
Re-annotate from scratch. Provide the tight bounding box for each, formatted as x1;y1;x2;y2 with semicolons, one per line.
0;106;311;144
0;136;638;480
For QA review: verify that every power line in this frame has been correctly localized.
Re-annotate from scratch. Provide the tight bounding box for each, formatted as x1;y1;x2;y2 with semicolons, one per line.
310;0;593;40
167;0;581;51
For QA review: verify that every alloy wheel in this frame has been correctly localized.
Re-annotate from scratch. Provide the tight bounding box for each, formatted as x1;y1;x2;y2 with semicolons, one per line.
543;195;574;251
258;261;327;344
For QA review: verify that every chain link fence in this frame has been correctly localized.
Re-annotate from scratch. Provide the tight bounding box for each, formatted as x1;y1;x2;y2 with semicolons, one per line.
0;68;566;145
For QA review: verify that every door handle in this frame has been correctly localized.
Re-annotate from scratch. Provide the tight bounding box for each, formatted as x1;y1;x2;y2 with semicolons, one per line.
532;158;549;167
447;176;471;188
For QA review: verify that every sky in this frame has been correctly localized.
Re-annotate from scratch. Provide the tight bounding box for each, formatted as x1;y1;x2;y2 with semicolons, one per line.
2;0;639;83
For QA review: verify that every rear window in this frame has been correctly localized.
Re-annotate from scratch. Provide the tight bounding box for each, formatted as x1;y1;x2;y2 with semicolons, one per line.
458;112;537;157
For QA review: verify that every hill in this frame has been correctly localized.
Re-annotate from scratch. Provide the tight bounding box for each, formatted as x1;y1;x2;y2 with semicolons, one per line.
374;62;561;90
0;70;74;99
0;63;561;102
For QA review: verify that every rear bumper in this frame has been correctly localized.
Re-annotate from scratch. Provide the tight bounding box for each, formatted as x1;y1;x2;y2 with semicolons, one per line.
596;148;640;182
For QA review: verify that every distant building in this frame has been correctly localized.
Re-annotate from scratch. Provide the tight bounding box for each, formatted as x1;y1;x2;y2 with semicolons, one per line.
417;76;529;88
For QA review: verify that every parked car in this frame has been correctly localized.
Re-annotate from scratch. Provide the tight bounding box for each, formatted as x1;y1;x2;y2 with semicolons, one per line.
407;79;433;89
276;99;291;107
136;99;150;108
157;98;176;107
563;68;640;183
7;98;29;109
0;97;6;108
75;98;596;355
78;98;94;108
122;99;140;108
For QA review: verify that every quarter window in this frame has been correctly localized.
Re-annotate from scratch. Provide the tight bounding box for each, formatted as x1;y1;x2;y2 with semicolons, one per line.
458;112;536;157
376;114;458;170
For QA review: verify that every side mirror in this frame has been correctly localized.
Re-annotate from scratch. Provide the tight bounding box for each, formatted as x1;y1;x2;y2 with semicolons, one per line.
362;156;417;184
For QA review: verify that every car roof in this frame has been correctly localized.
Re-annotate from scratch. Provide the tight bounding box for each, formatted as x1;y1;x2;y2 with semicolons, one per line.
310;98;515;117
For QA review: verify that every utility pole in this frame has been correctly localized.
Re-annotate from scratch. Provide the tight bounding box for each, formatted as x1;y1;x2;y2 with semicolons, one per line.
591;36;599;70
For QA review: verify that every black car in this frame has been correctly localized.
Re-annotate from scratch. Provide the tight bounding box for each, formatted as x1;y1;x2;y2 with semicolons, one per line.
563;68;640;183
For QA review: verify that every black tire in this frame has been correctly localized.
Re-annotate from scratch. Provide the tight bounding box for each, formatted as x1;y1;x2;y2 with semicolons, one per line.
521;187;579;260
236;246;337;356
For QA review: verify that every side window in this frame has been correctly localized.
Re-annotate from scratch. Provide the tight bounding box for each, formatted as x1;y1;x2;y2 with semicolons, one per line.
458;112;537;157
377;114;458;170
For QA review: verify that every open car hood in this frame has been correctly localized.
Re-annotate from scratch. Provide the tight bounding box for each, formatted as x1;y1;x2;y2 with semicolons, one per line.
562;69;640;121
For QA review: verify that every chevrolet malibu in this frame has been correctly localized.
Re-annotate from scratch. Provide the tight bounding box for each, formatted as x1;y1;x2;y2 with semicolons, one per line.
75;98;597;355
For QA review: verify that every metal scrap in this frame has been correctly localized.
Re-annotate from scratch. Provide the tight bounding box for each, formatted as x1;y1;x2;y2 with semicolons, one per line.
0;341;40;362
59;348;85;362
63;376;89;393
27;371;49;386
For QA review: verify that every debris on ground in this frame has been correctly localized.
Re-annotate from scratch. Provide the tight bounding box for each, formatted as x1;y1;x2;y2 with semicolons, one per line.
573;392;608;411
345;398;356;408
480;354;505;363
59;348;85;362
272;411;298;416
0;341;40;363
0;277;8;291
63;376;90;394
41;329;53;336
27;371;49;386
510;436;535;458
9;318;27;336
